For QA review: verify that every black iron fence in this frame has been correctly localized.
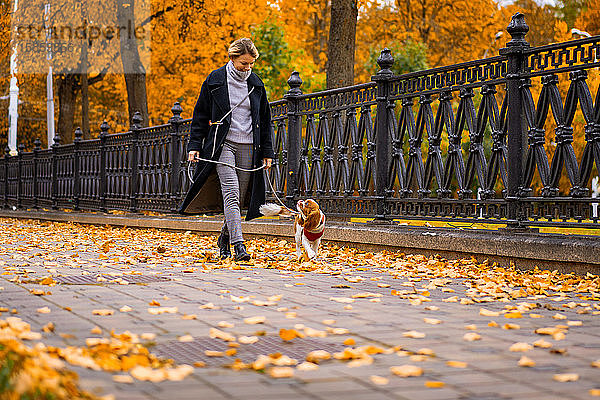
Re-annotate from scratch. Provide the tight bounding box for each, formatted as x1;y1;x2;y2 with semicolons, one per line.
2;13;600;229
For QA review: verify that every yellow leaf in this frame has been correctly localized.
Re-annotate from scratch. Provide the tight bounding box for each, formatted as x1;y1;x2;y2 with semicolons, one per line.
306;350;331;363
279;328;303;341
178;334;194;342
390;365;423;377
504;312;522;318
533;339;553;348
463;332;481;341
296;361;319;371
403;330;426;339
590;389;600;397
268;366;294;378
90;326;102;334
518;356;536;367
424;318;441;325
503;323;521;330
591;360;600;368
553;373;579;382
425;381;445;388
244;316;266;324
205;350;225;357
148;300;161;306
113;375;134;383
343;338;356;346
37;306;51;314
509;342;533;352
92;309;114;316
479;308;500;317
238;336;259;344
446;360;468;368
370;375;389;385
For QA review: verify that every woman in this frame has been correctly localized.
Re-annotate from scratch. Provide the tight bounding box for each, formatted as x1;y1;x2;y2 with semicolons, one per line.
179;38;274;261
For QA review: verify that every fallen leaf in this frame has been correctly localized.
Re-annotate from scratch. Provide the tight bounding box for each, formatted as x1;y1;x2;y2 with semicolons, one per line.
533;339;553;348
518;356;536;367
567;320;582;326
592;360;600;368
424;318;441;325
370;375;389;385
329;297;355;304
403;330;425;339
37;306;51;314
463;332;481;341
244;316;266;324
113;375;134;383
425;381;445;388
390;365;423;377
306;350;331;363
509;342;533;352
209;328;236;342
280;328;304;341
590;389;600;397
504;312;522;318
238;336;259;344
90;326;102;334
479;308;500;317
343;338;356;346
92;309;114;316
119;305;133;312
553;373;579;382
464;324;477;330
446;360;468;368
148;300;161;306
503;323;521;330
205;350;225;357
552;313;567;320
268;367;294;378
178;334;194;342
296;361;319;371
218;321;234;328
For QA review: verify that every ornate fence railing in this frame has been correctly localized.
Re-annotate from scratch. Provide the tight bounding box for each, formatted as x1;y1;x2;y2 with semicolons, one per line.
1;13;599;229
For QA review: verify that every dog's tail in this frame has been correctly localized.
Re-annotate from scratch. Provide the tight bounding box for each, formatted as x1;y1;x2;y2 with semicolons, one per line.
260;203;294;217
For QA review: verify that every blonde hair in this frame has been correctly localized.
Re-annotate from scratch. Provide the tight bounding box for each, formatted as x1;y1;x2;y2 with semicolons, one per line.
228;38;259;59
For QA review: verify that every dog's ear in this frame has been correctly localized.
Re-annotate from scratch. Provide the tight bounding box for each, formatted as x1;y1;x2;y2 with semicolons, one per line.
304;209;322;230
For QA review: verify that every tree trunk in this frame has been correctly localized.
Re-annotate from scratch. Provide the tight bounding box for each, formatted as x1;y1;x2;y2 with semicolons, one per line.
326;0;358;89
57;74;77;144
117;0;149;127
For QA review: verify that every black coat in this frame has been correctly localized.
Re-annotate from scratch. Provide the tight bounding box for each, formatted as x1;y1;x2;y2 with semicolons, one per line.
179;65;275;220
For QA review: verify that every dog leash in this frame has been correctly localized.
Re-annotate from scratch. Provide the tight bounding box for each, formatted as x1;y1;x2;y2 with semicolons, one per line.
187;158;298;216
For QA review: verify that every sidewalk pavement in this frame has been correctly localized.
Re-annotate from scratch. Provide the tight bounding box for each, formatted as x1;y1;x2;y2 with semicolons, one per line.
1;209;599;275
1;217;599;400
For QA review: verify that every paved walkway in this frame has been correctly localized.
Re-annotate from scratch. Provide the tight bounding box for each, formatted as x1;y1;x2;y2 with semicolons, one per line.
1;217;599;400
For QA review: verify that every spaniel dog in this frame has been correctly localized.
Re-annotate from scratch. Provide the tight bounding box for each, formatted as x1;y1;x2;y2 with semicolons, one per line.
259;199;325;261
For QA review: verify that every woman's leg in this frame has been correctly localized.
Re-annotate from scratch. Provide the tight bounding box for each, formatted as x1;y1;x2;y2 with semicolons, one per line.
216;142;242;244
216;141;253;245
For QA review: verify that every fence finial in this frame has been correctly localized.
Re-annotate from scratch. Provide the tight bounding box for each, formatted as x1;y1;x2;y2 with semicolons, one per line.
52;133;61;148
377;48;394;75
100;120;110;137
4;146;9;157
287;71;303;96
18;144;24;154
506;12;529;47
74;127;83;142
131;111;143;130
34;138;41;151
169;101;183;124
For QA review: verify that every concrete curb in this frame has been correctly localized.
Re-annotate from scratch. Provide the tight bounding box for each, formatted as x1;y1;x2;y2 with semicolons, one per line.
1;209;598;275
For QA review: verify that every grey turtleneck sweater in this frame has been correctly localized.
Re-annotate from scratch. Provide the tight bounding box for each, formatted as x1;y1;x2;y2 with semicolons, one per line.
226;61;253;144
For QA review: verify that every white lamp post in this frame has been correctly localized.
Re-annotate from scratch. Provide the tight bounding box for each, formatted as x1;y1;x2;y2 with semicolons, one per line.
45;2;55;148
8;0;19;156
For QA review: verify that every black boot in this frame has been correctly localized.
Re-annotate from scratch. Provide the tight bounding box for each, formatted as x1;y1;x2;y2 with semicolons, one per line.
233;242;250;261
217;230;231;259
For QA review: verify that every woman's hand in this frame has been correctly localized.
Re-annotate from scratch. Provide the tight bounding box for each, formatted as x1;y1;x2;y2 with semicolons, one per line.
263;158;272;170
188;151;200;162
